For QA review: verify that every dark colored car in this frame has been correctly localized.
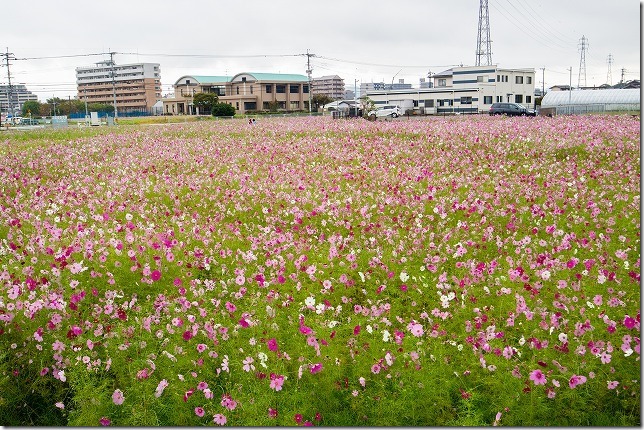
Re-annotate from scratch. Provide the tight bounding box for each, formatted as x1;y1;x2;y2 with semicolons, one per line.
489;102;536;116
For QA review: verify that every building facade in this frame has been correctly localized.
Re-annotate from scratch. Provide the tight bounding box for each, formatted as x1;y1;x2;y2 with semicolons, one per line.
0;84;38;116
163;72;311;115
311;75;345;100
76;61;162;115
366;65;535;114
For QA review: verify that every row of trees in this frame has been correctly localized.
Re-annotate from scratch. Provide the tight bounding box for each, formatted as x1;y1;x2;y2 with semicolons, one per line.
21;99;114;118
193;93;338;115
18;92;342;119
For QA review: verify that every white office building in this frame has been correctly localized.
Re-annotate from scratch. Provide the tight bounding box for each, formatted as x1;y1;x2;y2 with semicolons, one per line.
366;65;536;115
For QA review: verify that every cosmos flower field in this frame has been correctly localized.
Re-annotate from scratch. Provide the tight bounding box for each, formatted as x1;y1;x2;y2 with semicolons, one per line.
0;114;640;426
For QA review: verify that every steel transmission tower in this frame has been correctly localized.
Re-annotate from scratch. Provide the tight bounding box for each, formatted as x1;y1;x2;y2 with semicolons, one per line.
606;54;613;86
577;35;588;88
475;0;493;66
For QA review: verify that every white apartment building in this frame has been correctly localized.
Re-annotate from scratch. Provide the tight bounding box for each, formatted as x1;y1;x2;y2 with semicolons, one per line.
366;65;536;114
0;84;38;115
76;61;162;114
312;75;345;100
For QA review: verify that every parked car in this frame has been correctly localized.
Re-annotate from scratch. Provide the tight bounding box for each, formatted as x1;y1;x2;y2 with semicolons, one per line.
368;105;402;118
489;103;536;116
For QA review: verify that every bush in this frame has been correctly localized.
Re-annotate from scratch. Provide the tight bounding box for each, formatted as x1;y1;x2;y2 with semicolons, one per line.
212;103;236;117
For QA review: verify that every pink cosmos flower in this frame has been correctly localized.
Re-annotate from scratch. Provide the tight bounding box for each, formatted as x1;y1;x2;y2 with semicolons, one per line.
568;374;587;389
112;389;124;405
267;338;278;352
269;373;285;391
99;417;111;426
410;323;424;337
529;369;547;385
194;407;205;417
310;363;323;374
607;380;619;389
155;379;168;397
213;414;227;425
221;394;237;410
623;315;636;329
150;270;161;281
268;407;278;418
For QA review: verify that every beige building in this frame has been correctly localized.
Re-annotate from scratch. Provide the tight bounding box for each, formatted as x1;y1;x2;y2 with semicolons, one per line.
163;72;311;115
76;61;161;115
311;75;345;99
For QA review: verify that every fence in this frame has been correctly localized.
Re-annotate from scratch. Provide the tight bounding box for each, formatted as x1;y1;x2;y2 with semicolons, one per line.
68;109;155;119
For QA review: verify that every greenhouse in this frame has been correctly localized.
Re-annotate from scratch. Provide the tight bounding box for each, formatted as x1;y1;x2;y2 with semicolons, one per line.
540;88;640;115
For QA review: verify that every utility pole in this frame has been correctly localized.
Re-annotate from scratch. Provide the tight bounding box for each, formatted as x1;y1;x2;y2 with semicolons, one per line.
577;36;588;88
620;68;626;85
541;67;545;97
109;51;118;119
475;0;493;66
606;54;614;86
568;66;572;114
305;50;314;114
2;48;17;123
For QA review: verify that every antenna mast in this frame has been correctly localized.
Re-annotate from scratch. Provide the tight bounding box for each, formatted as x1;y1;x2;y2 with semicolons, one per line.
475;0;493;66
577;36;588;88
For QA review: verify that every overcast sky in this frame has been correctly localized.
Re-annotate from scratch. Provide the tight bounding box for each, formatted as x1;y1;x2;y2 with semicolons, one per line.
2;0;641;100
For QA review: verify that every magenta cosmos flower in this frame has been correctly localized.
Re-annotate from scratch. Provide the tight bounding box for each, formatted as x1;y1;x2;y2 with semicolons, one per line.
529;369;547;385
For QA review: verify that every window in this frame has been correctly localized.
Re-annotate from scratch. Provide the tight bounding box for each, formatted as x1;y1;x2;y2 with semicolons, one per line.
290;84;299;93
515;94;523;103
250;85;253;94
477;75;486;83
303;85;309;94
483;96;493;104
290;101;300;109
276;85;286;93
496;96;503;102
186;80;190;85
424;99;434;107
236;86;239;95
236;102;239;110
527;77;532;84
526;95;532;104
438;78;447;87
265;85;272;93
241;77;247;82
516;76;524;84
460;96;472;105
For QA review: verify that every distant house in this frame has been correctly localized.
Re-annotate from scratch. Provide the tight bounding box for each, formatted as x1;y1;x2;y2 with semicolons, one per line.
549;85;573;91
163;72;310;115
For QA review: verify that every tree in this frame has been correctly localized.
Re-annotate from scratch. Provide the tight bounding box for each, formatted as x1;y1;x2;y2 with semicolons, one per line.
193;93;218;115
266;100;280;113
211;102;235;117
312;94;333;111
22;100;41;117
359;96;376;118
